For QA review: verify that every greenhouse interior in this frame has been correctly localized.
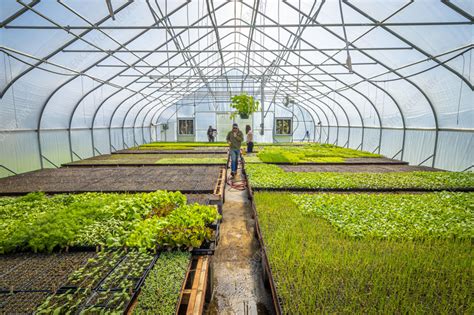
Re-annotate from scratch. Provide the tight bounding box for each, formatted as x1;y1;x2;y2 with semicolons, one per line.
0;0;472;314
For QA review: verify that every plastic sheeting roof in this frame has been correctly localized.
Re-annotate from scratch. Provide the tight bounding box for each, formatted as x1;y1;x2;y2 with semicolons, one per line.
0;0;473;133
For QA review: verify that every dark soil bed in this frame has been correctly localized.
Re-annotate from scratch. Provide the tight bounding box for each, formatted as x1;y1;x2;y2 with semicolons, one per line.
0;166;222;195
64;153;227;166
114;149;228;154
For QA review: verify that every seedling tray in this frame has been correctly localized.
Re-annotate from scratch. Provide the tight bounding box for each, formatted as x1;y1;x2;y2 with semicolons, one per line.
44;251;160;314
191;220;220;256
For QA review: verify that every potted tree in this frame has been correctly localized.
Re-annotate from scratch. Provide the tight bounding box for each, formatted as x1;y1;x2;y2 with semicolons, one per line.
229;93;259;119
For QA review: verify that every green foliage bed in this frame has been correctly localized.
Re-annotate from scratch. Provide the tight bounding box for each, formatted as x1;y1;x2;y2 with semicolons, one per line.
254;192;473;314
241;155;264;163
293;192;473;240
246;164;474;190
256;143;380;163
0;191;220;253
134;251;190;314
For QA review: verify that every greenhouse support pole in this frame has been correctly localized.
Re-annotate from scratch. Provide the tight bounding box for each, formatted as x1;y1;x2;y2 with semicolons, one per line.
401;128;406;160
108;126;113;152
68;128;74;162
91;127;95;157
37;130;44;169
432;128;439;167
319;123;322;143
260;75;265;136
132;125;136;148
378;127;382;154
313;124;317;143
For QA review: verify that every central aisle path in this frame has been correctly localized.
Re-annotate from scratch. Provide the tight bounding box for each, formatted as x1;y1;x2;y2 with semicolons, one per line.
206;172;273;315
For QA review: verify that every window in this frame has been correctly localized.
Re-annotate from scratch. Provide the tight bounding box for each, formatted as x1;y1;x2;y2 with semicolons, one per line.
178;119;194;135
275;118;292;135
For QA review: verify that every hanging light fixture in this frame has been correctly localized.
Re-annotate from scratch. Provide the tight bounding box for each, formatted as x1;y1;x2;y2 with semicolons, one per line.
339;0;353;73
346;54;353;73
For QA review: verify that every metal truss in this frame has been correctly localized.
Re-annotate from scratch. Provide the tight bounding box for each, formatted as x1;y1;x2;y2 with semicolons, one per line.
1;0;473;169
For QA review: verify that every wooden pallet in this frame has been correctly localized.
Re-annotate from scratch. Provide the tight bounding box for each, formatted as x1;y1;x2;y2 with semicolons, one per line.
213;167;226;205
177;256;211;315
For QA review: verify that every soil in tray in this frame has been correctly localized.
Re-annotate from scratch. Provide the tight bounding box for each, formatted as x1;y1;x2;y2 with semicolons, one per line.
118;147;229;154
137;146;228;151
0;252;96;292
66;153;227;165
0;291;50;314
185;194;214;205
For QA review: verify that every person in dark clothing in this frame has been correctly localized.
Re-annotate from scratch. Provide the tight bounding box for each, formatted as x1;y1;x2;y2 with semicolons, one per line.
207;125;216;142
304;130;310;142
245;125;254;153
226;123;244;177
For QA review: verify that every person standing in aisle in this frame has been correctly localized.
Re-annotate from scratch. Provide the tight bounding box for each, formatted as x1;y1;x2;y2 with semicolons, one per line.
226;123;243;178
245;125;254;153
304;130;310;142
207;125;216;142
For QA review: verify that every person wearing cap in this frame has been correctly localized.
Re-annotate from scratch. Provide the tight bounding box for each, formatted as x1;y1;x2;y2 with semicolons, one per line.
226;123;244;177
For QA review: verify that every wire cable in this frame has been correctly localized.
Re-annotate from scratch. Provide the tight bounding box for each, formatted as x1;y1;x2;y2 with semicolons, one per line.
369;48;472;83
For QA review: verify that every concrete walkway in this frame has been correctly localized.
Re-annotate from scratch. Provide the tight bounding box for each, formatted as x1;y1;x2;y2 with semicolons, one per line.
206;171;273;315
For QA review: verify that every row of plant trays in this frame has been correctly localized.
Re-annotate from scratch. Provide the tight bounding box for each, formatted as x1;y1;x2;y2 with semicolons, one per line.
255;159;408;166
113;149;228;155
249;186;474;193
62;162;228;167
1;249;217;314
241;160;474;315
0;199;221;312
0;250;157;314
242;155;472;194
49;216;221;256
